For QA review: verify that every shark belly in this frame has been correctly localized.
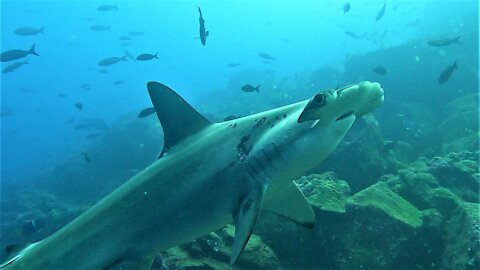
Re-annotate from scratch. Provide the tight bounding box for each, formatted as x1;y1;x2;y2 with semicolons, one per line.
6;139;244;270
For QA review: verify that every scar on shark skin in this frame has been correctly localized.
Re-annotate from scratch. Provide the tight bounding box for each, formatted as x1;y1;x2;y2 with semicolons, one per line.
236;135;252;161
251;117;267;129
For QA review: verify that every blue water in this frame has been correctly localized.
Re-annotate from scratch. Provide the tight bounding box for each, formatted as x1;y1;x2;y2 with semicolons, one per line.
1;1;476;185
0;1;478;267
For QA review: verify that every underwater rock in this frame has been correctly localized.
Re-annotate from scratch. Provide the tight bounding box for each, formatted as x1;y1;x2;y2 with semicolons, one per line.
159;224;278;269
348;182;423;228
317;115;393;192
439;93;479;153
295;172;350;213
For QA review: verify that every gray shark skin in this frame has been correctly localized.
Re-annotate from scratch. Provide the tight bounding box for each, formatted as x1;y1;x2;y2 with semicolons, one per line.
1;81;384;270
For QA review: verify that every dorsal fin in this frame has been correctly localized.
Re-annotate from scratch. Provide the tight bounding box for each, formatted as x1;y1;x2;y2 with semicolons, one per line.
147;82;212;155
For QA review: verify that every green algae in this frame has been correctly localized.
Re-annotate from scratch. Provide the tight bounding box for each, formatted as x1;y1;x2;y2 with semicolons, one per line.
348;182;423;227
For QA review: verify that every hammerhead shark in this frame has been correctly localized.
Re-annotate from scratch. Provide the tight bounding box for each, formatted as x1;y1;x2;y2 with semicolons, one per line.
1;81;384;269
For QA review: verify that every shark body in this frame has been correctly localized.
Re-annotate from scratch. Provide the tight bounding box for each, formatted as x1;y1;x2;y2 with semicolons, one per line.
1;81;384;269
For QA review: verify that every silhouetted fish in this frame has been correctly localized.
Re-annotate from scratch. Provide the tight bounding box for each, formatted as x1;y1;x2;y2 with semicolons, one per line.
113;80;125;85
427;36;461;47
224;115;241;121
138;107;156;118
97;4;117;11
128;31;144;36
86;133;102;139
227;62;240;68
81;152;91;163
20;88;35;93
345;31;359;39
119;35;131;41
21;219;45;236
259;53;275;61
75;102;83;110
90;25;110;31
98;56;127;66
2;61;28;73
57;93;67;98
241;84;261;92
14;26;44;36
98;69;109;74
372;65;388;75
198;6;209;46
438;61;458;84
136;53;158;61
343;3;351;14
376;1;386;21
0;44;38;62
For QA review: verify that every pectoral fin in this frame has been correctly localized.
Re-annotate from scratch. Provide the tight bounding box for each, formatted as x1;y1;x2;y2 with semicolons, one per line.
263;182;315;228
231;184;266;264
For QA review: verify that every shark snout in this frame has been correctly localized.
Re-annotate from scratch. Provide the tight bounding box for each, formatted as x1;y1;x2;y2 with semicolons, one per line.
352;81;384;117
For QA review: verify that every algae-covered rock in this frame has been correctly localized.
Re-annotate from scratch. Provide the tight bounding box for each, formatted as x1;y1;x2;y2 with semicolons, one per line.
348;182;423;228
296;172;350;213
441;201;480;270
160;224;278;270
439;93;479;153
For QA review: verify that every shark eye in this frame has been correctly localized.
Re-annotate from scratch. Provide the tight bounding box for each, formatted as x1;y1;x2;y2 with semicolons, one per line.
313;94;326;106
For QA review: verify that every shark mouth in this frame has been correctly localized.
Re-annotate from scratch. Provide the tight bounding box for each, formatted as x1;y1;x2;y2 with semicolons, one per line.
336;110;354;121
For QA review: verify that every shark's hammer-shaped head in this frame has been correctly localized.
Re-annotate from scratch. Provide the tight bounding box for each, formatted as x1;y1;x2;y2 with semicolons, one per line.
265;81;384;187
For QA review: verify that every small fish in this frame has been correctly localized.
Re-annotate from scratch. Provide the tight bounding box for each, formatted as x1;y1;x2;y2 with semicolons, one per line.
21;219;45;236
1;108;11;117
381;140;398;153
427;35;461;47
14;26;45;36
372;66;388;75
2;61;28;73
0;44;38;62
198;7;209;46
136;53;158;61
97;4;118;11
227;62;240;68
128;31;144;36
259;53;275;61
86;133;102;139
241;84;261;92
98;55;127;66
119;35;131;41
376;1;386;21
99;69;109;74
343;3;351;14
345;31;359;39
113;80;125;85
81;152;91;163
57;93;67;98
65;118;74;124
138;107;156;118
121;43;133;47
438;61;458;84
224;115;240;121
90;25;110;31
75;102;83;110
80;83;91;88
20;88;35;93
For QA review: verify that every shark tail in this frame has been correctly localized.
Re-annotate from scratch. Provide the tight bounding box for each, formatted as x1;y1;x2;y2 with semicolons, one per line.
39;27;45;34
453;60;458;69
255;85;261;92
